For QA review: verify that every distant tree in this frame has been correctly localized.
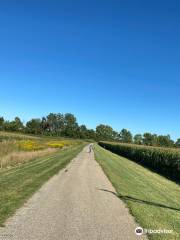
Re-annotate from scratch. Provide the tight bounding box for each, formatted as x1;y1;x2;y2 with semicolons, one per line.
26;119;42;134
112;130;120;141
13;117;24;131
0;117;4;130
142;133;158;146
79;125;88;139
96;124;115;140
2;117;24;132
64;113;79;137
157;135;174;147
87;129;97;140
3;121;10;131
175;138;180;147
1;113;177;146
40;117;49;134
119;129;133;143
46;113;57;133
134;134;143;145
45;113;65;135
56;113;65;135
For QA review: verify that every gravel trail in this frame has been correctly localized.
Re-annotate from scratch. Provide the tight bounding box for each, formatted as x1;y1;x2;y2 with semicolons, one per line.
0;145;147;240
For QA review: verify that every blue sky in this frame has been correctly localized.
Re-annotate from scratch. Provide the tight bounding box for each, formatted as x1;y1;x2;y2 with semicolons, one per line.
0;0;179;140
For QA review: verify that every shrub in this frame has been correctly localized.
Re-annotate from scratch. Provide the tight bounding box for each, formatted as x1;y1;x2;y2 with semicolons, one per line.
99;141;180;182
18;140;44;151
46;142;64;148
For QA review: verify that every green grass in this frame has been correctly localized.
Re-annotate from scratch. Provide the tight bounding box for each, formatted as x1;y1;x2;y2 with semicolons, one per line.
0;143;86;226
94;144;180;240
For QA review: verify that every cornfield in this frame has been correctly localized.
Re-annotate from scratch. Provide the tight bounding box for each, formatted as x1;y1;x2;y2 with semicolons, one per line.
99;141;180;182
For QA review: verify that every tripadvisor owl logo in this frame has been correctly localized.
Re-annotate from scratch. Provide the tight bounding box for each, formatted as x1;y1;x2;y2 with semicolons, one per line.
135;227;144;236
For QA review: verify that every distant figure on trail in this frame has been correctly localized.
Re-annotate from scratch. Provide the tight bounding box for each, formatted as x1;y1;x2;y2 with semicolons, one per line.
89;144;93;153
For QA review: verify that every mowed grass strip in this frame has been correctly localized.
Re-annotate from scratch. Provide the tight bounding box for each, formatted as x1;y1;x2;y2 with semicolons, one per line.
0;143;86;226
94;144;180;240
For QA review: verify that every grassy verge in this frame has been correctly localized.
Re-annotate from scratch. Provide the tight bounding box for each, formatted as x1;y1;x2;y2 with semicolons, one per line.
0;143;86;226
94;144;180;240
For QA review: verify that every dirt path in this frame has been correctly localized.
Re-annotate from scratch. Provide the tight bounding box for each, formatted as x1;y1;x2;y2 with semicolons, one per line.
0;145;146;240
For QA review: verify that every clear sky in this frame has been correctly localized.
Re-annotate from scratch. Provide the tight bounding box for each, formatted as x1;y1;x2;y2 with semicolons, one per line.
0;0;179;140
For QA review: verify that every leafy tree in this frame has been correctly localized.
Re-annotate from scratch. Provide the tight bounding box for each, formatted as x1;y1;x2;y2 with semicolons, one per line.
40;117;49;134
13;117;24;131
64;113;79;137
175;138;180;147
134;134;143;145
142;133;157;146
45;113;65;135
157;135;174;147
87;129;97;140
0;117;4;130
79;125;88;139
3;121;10;131
96;124;115;140
0;114;179;146
46;113;57;132
112;130;120;141
119;129;133;143
56;113;65;134
26;119;42;134
2;117;24;132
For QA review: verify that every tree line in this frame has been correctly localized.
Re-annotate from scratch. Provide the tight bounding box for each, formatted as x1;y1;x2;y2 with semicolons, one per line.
0;113;179;147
